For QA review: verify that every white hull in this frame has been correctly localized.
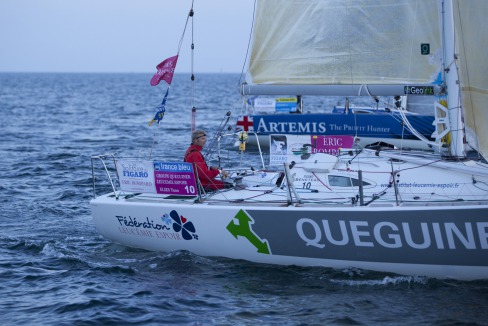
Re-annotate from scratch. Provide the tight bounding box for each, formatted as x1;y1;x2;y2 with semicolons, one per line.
91;193;488;281
91;148;488;281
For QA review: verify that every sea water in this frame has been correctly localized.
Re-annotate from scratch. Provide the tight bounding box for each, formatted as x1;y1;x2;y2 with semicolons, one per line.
1;72;487;325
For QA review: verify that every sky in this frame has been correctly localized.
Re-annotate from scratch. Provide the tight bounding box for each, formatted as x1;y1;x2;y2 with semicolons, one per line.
0;0;255;73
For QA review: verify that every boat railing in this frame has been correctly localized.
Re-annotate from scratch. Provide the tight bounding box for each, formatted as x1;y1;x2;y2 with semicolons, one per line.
203;111;232;162
90;154;215;201
245;131;266;169
208;131;267;171
91;154;120;199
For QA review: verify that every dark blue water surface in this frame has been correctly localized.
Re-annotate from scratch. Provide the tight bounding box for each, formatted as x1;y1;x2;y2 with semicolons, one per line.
1;73;487;325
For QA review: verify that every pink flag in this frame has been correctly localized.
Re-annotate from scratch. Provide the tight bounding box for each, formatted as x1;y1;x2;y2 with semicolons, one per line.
150;55;179;86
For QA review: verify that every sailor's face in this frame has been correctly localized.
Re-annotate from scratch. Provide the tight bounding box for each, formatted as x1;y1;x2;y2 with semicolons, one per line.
194;134;207;146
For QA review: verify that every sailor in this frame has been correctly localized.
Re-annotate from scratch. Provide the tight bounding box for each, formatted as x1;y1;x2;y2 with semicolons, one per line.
184;130;229;190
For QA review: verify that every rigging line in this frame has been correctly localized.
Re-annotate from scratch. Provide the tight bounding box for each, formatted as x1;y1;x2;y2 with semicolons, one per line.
203;111;232;160
357;85;375;106
360;83;435;147
353;108;358;140
237;0;257;90
149;87;171;159
345;2;355;94
311;172;331;191
231;0;256;147
397;105;439;148
400;118;405;153
363;187;390;206
336;168;391;175
150;3;195;158
149;125;160;159
206;186;281;203
177;0;194;55
395;158;444;173
359;86;397;111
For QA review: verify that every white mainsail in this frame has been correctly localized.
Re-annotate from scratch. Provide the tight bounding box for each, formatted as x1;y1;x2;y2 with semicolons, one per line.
246;0;442;86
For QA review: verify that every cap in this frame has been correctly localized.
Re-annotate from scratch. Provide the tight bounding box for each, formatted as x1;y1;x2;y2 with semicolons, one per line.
191;130;206;141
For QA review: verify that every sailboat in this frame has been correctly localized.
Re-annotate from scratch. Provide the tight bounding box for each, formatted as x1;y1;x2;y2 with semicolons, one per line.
90;0;488;281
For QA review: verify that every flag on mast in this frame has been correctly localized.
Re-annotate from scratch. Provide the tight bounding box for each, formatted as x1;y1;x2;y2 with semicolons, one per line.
148;88;170;126
150;55;179;86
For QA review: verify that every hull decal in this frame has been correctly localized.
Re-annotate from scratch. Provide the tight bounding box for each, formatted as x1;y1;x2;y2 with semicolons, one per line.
227;210;270;254
115;209;199;241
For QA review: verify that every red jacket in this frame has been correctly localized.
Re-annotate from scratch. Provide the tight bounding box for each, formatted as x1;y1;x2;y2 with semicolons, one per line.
184;144;225;190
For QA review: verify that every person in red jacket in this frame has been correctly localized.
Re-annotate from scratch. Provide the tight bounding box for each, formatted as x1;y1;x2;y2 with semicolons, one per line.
184;130;229;191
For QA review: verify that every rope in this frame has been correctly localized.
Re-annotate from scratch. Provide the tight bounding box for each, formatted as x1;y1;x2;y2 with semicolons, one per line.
237;0;257;90
149;1;194;157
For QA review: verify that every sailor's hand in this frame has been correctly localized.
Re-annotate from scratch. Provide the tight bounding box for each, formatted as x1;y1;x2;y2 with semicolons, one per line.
220;170;229;178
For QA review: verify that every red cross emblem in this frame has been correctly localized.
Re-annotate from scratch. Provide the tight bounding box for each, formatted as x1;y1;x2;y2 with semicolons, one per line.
236;116;254;131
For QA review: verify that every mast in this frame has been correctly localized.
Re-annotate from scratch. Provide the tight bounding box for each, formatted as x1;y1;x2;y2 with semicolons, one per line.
442;0;465;158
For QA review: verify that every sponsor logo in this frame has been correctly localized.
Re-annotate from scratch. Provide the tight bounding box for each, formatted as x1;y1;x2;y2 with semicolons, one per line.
296;218;488;251
115;210;198;241
228;208;488;265
227;210;270;254
119;162;150;178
